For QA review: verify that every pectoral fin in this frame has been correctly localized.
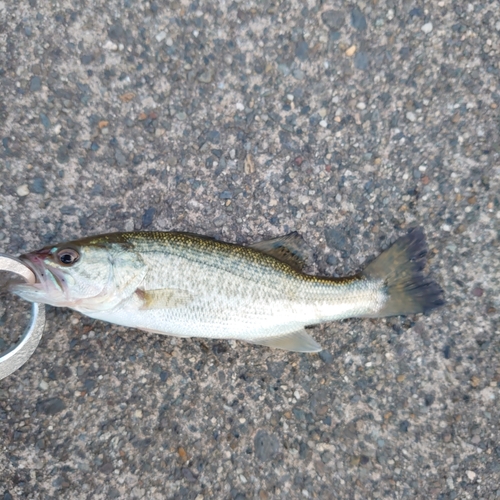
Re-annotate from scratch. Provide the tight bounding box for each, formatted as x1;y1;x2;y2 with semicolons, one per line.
248;329;322;352
249;232;311;271
136;288;193;310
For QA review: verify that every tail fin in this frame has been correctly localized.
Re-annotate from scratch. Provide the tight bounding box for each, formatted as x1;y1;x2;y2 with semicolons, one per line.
362;227;444;317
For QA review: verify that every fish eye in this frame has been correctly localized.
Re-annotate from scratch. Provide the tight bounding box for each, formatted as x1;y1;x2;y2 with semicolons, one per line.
56;248;80;266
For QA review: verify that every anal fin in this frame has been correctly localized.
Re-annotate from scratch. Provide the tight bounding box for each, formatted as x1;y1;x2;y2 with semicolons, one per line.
248;329;322;352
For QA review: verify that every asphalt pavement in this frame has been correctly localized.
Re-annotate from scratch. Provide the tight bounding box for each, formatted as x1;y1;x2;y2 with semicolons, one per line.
1;0;499;498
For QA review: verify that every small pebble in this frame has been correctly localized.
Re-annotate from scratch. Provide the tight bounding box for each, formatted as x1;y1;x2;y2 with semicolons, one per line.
17;184;30;197
142;208;155;228
351;6;367;31
399;420;410;433
295;40;309;61
30;177;45;194
321;10;345;31
319;120;328;128
178;447;188;462
345;45;356;57
319;350;333;363
30;76;42;92
244;154;255;174
354;52;369;70
406;111;417;122
198;68;214;83
103;40;118;51
466;470;476;482
80;54;94;65
213;216;225;228
470;376;481;388
421;22;433;34
119;92;136;103
39;113;51;129
424;394;435;406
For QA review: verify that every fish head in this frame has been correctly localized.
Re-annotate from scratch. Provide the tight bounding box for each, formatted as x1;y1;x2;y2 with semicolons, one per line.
11;241;116;309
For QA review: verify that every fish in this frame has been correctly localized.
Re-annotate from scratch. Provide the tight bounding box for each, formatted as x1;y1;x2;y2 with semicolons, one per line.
10;227;444;352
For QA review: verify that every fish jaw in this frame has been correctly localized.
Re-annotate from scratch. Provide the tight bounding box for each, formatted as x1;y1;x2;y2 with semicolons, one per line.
28;253;73;290
9;281;51;305
9;251;73;306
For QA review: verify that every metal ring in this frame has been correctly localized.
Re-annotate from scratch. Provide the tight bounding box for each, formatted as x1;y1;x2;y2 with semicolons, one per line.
0;254;45;380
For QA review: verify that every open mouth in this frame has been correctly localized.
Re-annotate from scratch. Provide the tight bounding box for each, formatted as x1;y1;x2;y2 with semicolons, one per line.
19;254;68;296
19;254;44;284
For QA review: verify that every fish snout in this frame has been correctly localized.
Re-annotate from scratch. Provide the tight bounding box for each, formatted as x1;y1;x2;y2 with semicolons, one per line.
19;249;52;282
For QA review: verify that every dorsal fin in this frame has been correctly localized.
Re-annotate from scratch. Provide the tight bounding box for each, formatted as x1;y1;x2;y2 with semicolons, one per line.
248;232;311;271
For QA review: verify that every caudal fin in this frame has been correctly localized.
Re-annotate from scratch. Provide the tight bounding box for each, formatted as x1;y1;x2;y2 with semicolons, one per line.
362;227;444;317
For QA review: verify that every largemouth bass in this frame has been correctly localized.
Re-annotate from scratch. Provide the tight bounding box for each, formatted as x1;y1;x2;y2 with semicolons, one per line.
10;228;443;352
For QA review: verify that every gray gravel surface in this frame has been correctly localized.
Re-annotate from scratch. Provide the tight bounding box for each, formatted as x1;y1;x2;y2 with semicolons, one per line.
1;0;499;499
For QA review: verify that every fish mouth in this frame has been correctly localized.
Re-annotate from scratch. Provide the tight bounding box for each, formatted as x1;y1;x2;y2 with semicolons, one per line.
19;255;44;284
19;253;69;297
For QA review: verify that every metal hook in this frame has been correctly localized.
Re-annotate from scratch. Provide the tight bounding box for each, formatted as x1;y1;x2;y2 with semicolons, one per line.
0;254;45;380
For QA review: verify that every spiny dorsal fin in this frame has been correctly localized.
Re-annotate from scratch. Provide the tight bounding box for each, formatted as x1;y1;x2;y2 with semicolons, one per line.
248;329;322;352
248;232;311;271
136;288;193;310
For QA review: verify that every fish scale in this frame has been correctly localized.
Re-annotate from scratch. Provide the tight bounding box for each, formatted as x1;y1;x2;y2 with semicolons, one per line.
11;228;444;352
122;235;372;337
